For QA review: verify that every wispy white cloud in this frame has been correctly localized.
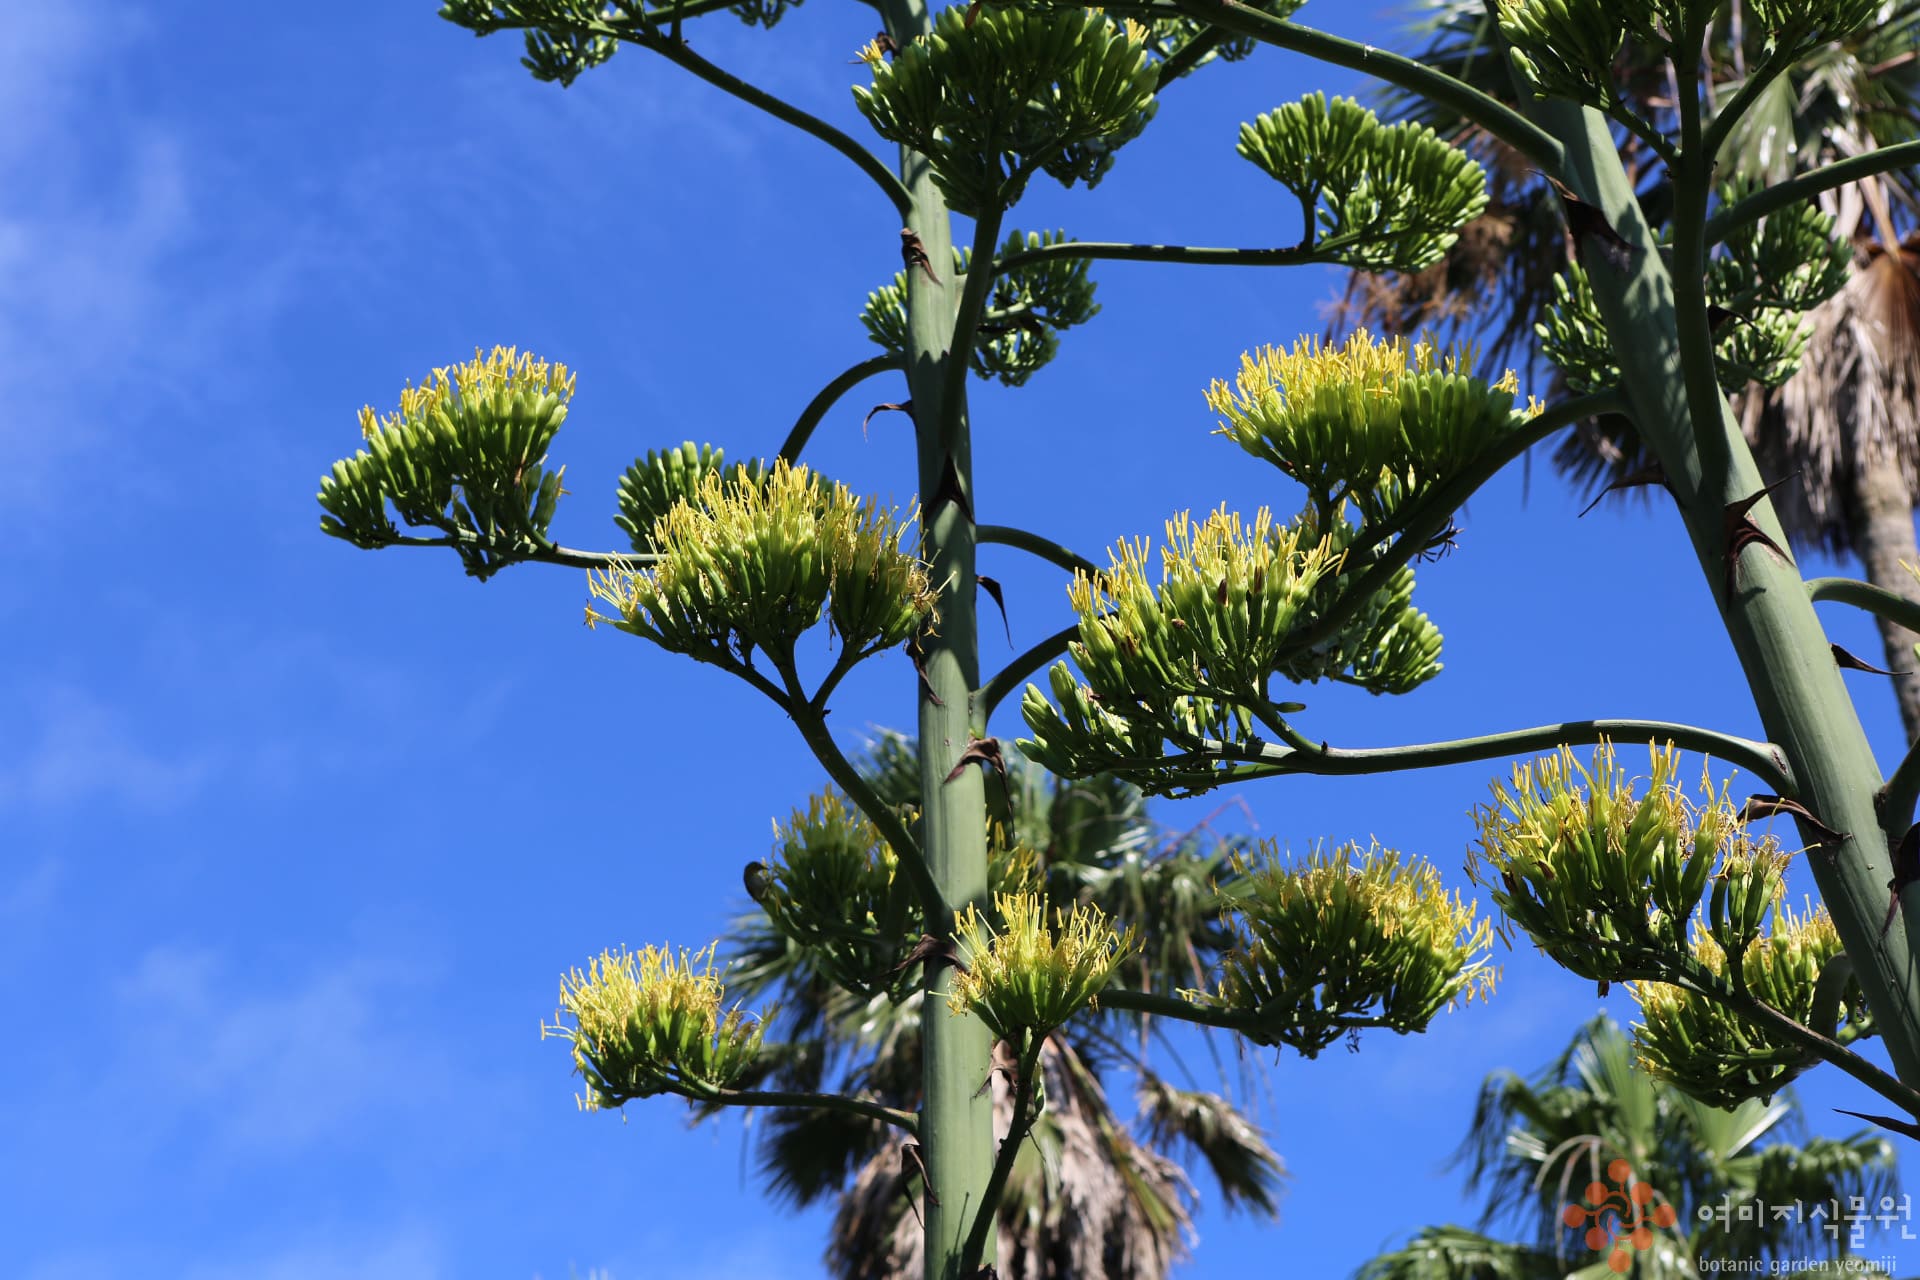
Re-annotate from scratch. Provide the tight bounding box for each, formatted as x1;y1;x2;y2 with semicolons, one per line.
180;1227;445;1280
111;943;448;1154
21;1226;446;1280
0;684;215;811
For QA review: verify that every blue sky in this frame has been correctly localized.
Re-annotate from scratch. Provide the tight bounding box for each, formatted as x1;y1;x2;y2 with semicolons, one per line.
6;1;1918;1276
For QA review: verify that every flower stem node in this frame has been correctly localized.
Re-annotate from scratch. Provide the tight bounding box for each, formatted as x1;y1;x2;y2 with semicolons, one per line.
546;943;770;1109
949;893;1137;1040
1196;841;1496;1057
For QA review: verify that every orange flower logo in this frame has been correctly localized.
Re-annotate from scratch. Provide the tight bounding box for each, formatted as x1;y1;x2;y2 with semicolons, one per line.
1559;1158;1678;1273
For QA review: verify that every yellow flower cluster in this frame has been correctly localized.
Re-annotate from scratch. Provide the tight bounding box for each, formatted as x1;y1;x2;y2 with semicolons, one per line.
587;460;934;660
1207;329;1532;524
1472;741;1740;978
949;893;1137;1039
1201;841;1496;1055
358;345;576;440
547;943;767;1109
1630;902;1867;1106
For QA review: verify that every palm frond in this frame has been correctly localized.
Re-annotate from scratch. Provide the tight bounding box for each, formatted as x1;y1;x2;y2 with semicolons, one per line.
1134;1074;1287;1216
1353;1225;1560;1280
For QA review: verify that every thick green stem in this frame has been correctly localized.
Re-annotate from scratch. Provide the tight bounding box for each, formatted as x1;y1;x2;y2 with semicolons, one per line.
876;0;996;1272
959;1030;1037;1276
1531;99;1920;1086
778;353;904;463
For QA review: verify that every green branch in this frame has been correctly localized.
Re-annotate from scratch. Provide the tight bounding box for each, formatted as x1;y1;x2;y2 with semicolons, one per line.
644;36;912;218
939;204;1007;453
1879;738;1920;840
1100;986;1396;1038
1128;0;1568;181
689;1085;921;1135
976;623;1080;725
1807;576;1920;638
778;353;905;463
1277;389;1625;663
1699;44;1795;165
1705;139;1920;247
1675;959;1920;1120
994;239;1324;274
381;532;648;571
1243;717;1795;796
771;653;945;927
1154;27;1230;84
976;525;1100;577
1606;100;1677;167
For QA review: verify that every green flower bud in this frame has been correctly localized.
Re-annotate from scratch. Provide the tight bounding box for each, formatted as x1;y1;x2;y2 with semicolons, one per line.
1470;740;1808;991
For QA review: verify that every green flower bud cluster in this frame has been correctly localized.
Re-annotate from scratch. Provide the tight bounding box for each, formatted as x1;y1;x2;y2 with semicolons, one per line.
587;460;934;663
1193;841;1497;1057
439;2;619;86
1208;329;1533;527
1473;742;1874;1107
1631;903;1873;1106
318;345;574;580
546;943;769;1107
1746;0;1881;49
949;893;1137;1039
1541;228;1840;396
758;791;913;997
616;442;768;555
852;6;1158;218
861;229;1100;387
1018;505;1443;795
1495;0;1641;107
1235;94;1490;273
1470;742;1731;980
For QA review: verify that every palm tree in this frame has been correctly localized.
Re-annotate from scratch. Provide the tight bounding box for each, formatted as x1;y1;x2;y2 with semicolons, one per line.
716;733;1286;1280
1356;1017;1898;1279
1337;1;1920;737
